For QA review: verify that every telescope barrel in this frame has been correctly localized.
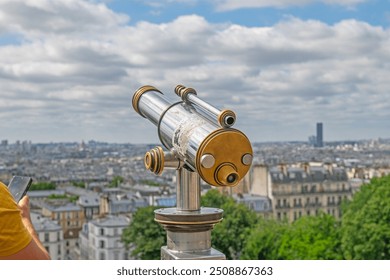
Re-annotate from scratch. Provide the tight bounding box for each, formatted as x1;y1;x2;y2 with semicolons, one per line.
175;85;236;128
132;85;253;187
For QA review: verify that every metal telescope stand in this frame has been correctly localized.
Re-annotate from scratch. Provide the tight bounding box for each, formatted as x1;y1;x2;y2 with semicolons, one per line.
155;167;226;260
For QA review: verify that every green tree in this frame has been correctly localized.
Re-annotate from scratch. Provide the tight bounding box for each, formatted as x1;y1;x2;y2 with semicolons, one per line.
341;175;390;259
29;182;56;191
72;181;86;188
241;217;287;260
202;189;258;259
121;206;165;260
109;176;124;188
277;213;343;260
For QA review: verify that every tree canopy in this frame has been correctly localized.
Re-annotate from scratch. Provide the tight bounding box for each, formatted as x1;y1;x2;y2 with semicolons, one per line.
341;175;390;259
202;189;258;259
121;206;165;260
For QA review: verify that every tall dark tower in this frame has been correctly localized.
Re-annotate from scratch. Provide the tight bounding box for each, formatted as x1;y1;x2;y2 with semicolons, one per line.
316;122;323;147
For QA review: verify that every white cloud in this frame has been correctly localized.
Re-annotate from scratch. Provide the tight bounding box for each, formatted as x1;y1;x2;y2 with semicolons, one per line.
0;0;388;143
0;0;129;38
214;0;367;11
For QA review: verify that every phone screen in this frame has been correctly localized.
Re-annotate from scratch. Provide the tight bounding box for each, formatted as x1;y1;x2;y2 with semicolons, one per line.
8;176;33;202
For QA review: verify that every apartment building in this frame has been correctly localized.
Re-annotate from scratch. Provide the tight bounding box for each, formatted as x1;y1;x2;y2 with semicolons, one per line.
250;163;352;222
31;212;64;260
79;215;131;260
41;199;85;259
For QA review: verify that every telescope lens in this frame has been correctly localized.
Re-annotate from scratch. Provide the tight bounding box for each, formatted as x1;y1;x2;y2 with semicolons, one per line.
225;116;235;126
227;173;237;184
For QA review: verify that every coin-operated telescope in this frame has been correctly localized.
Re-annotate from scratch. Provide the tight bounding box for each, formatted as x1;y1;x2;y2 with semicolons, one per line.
132;84;253;260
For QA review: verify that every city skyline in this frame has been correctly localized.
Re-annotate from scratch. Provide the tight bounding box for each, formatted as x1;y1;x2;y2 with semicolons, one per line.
1;0;389;144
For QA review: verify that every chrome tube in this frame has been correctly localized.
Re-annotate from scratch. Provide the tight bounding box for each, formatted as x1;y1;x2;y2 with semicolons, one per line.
175;85;236;128
176;168;201;211
158;102;217;168
133;86;171;126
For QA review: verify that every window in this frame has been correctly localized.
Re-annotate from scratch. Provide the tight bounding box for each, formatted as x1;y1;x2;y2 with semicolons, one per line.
99;240;105;249
100;228;104;236
100;252;105;260
44;232;49;242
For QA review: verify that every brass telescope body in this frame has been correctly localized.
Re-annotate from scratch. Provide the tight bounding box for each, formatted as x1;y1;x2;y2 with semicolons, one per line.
132;85;253;187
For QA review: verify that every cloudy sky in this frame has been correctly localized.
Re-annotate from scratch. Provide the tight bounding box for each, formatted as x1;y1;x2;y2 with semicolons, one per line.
0;0;389;144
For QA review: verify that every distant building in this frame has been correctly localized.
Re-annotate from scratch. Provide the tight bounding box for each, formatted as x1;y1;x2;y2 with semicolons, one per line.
99;192;148;215
41;199;85;259
249;163;352;222
79;215;131;260
308;135;317;147
232;193;273;218
1;140;8;147
78;195;100;220
316;122;323;147
31;212;64;260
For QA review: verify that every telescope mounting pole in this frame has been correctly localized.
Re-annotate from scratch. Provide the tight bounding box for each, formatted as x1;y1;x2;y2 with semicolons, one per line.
155;166;226;260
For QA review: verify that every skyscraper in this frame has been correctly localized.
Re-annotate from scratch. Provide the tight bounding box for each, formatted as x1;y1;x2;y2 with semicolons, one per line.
316;122;323;148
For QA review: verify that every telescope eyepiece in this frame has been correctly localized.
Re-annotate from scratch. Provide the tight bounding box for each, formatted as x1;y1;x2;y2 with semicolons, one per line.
225;116;235;126
227;173;238;184
215;163;239;186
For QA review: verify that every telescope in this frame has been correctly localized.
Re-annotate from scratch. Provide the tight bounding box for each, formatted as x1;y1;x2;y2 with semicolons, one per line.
132;84;253;259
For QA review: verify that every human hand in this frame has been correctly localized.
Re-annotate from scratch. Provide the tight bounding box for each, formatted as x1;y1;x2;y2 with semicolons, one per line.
18;195;31;219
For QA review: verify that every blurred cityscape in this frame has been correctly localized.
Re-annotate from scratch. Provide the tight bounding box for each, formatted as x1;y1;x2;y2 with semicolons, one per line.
1;134;390;260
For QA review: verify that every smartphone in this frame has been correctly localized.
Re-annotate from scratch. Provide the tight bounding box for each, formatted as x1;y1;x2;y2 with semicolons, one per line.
7;176;33;202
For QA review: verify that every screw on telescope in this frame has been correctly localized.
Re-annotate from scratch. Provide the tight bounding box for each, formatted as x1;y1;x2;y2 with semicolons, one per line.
200;154;215;169
242;153;253;166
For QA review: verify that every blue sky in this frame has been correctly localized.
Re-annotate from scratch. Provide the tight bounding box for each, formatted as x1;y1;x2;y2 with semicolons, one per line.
107;0;389;27
0;0;389;144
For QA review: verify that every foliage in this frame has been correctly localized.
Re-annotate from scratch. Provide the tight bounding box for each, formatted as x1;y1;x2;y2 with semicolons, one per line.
29;182;56;191
341;175;390;259
202;189;258;260
277;213;343;260
72;181;86;188
241;214;342;260
109;176;124;188
139;179;160;187
201;189;234;208
47;194;79;203
121;206;166;260
241;218;287;260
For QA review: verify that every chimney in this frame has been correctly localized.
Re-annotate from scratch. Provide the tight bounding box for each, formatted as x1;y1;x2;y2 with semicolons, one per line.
301;162;311;174
279;163;288;176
